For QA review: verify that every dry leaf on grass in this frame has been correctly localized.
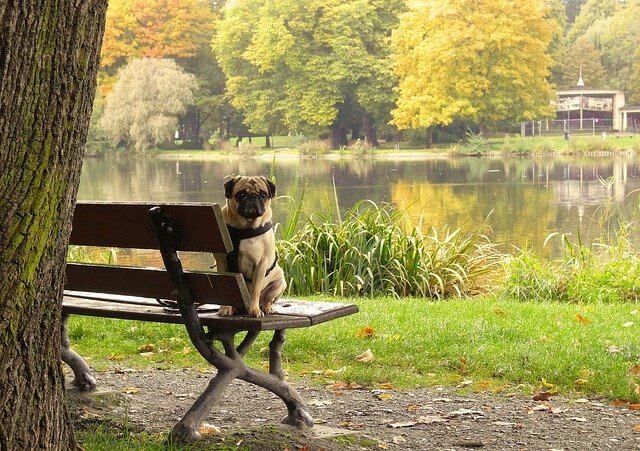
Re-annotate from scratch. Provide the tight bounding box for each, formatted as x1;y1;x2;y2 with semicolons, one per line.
356;349;374;363
138;343;156;353
355;326;376;338
575;313;590;325
198;422;221;436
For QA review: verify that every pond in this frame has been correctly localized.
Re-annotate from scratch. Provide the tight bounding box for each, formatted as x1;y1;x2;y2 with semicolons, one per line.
78;154;640;256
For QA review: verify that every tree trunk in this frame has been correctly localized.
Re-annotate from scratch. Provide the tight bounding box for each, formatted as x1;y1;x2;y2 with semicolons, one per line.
330;122;348;149
362;116;379;147
265;134;271;148
0;1;107;449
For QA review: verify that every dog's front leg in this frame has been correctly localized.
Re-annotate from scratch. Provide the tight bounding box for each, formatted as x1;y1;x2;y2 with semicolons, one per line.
246;260;268;317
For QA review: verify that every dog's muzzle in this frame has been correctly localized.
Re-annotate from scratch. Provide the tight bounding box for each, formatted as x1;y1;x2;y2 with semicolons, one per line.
237;195;265;219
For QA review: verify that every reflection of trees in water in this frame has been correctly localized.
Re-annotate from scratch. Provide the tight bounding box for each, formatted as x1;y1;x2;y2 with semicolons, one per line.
79;155;640;255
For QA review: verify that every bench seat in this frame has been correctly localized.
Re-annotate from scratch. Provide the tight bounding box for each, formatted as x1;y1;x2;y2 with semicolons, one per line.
63;293;358;331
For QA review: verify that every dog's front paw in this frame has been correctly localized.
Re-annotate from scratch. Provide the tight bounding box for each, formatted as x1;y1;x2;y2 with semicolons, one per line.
261;303;274;315
217;305;237;317
246;306;264;318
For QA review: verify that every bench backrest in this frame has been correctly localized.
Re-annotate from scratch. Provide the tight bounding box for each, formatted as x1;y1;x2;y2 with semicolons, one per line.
66;202;250;307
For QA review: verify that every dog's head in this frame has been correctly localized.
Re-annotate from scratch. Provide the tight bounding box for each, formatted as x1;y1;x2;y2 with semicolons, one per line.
223;176;276;220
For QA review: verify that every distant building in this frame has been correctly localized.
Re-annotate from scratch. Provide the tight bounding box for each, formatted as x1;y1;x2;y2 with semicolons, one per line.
522;71;640;135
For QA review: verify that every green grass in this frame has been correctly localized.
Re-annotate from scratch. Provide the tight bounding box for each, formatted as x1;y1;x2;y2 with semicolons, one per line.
68;296;640;402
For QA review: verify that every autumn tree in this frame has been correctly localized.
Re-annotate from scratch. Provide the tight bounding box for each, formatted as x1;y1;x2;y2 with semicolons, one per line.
557;37;607;88
391;0;557;132
0;1;107;448
213;0;405;148
101;58;197;153
101;0;215;70
630;48;640;104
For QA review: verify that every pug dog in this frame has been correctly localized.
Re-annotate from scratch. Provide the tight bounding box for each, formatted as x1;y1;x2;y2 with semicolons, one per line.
218;176;287;318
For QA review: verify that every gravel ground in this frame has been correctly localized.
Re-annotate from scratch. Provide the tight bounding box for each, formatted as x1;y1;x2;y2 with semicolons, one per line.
67;368;640;450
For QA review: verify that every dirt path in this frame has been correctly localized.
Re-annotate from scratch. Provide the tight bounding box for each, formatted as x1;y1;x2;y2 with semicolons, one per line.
67;369;640;450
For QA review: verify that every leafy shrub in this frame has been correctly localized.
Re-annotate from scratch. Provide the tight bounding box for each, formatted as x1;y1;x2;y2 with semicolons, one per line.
350;138;373;157
236;141;259;157
297;139;331;158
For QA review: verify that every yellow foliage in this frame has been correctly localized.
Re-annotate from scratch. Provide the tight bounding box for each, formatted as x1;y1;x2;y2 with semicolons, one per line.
391;0;558;129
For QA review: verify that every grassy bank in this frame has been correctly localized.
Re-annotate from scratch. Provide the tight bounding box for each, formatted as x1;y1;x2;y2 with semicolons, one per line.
148;134;640;160
68;296;640;402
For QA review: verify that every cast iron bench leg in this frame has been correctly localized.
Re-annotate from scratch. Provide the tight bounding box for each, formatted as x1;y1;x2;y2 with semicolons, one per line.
60;314;97;391
171;329;313;443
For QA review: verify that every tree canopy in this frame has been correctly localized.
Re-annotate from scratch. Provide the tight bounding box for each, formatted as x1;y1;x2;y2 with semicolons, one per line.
213;0;405;146
101;58;196;152
101;0;215;70
391;0;558;130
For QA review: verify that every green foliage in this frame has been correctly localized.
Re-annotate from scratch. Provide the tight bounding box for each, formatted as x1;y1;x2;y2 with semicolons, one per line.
503;232;640;304
278;201;504;298
212;0;405;137
101;58;196;153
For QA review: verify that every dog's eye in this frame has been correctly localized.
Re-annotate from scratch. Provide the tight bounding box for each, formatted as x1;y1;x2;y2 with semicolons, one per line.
236;192;246;200
259;191;268;199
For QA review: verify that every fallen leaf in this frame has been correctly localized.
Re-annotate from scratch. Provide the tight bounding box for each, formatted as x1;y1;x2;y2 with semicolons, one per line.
608;346;623;354
377;393;393;401
181;346;192;355
139;352;154;357
392;436;406;444
532;391;553;401
355;326;376;338
630;365;640;376
138;343;156;353
493;421;517;427
629;403;640;411
124;387;139;394
623;322;635;328
198;422;221;436
406;404;419;412
388;421;416;428
327;381;362;391
540;378;555;390
575;313;590;325
494;308;505;316
378;382;394;390
307;399;332;407
447;408;484;417
633;424;640;433
613;400;629;407
418;415;448;424
108;353;124;361
356;349;374;363
575;378;589;386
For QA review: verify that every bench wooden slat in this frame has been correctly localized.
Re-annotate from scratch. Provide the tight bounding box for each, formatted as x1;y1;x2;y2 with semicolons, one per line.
70;202;232;253
66;263;249;308
62;296;360;331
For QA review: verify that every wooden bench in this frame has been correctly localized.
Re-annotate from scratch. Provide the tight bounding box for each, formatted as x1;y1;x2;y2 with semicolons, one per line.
61;201;358;442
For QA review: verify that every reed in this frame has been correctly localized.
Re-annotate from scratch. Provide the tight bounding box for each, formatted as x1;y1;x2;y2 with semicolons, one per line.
278;201;504;298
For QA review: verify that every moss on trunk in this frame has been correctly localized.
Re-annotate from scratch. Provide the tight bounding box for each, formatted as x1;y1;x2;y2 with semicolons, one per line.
0;1;108;448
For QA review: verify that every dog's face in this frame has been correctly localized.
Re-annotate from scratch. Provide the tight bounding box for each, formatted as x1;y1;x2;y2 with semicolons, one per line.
224;176;276;220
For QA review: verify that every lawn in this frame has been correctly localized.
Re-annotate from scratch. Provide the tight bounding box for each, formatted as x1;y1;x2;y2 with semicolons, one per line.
68;296;640;402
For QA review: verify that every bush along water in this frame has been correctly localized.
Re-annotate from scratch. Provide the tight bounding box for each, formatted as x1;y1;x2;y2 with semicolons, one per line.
502;228;640;303
277;201;504;298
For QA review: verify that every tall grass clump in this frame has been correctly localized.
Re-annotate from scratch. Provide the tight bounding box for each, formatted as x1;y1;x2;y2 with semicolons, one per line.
278;201;504;298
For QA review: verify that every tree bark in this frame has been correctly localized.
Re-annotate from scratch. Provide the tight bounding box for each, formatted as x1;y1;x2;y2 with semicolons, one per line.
330;122;348;149
362;116;379;147
0;1;107;449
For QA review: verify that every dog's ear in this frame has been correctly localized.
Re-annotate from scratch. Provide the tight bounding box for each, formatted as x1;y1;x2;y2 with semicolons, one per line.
262;176;276;198
224;177;239;199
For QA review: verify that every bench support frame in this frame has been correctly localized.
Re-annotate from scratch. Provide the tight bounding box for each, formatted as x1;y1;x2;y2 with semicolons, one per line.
147;207;313;442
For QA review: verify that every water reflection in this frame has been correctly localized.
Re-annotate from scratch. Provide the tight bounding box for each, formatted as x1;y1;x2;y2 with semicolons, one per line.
78;155;640;256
